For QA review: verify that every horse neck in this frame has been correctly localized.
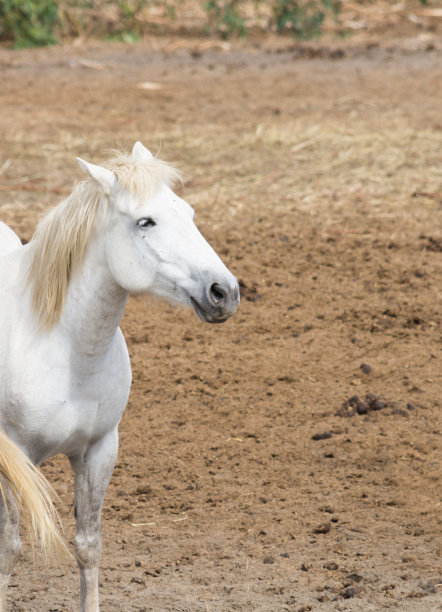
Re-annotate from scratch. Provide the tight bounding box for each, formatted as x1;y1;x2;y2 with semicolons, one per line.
58;237;128;362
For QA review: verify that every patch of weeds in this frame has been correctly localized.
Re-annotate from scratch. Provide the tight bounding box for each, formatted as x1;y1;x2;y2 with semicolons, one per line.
273;0;341;39
204;0;247;38
106;0;147;43
0;0;58;48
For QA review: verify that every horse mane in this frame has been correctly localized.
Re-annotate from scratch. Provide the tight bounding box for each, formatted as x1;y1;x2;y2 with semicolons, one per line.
28;152;180;330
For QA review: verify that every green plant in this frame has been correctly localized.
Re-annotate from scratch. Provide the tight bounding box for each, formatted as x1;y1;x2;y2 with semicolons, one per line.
105;0;147;43
204;0;247;38
273;0;341;39
0;0;58;48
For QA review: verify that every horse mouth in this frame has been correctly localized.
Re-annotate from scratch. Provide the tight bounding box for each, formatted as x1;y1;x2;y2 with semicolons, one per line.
190;297;230;324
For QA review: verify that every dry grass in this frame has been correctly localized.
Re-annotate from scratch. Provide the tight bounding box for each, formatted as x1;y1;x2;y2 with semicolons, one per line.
1;116;441;238
0;39;441;244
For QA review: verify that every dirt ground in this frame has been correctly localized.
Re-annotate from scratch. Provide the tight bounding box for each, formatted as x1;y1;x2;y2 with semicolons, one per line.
0;20;441;612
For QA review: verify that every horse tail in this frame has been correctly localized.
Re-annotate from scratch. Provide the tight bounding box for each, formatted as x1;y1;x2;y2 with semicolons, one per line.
0;429;69;559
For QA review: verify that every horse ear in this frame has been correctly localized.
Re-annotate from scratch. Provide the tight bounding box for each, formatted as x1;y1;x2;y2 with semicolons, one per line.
76;158;116;194
132;141;154;163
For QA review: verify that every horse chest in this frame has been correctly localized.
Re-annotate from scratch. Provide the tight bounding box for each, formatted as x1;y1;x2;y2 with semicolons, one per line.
4;354;131;461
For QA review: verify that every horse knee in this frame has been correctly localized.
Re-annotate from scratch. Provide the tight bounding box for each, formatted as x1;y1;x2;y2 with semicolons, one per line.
0;523;21;575
75;534;101;569
9;534;21;561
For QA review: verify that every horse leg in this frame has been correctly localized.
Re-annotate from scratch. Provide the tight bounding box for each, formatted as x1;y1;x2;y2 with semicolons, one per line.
0;497;21;612
69;429;118;612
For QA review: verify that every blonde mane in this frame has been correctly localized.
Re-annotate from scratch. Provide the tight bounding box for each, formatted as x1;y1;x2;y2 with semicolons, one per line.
28;153;180;330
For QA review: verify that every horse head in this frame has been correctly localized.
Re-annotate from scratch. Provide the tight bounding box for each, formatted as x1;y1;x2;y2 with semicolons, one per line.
77;142;240;323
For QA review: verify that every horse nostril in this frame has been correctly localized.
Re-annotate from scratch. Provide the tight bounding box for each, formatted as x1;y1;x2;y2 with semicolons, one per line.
209;283;226;305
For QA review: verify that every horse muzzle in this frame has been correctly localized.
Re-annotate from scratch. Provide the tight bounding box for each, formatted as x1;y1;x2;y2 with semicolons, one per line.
190;280;240;324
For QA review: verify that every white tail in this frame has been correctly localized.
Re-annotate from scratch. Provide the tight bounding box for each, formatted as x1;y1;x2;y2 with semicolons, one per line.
0;430;69;558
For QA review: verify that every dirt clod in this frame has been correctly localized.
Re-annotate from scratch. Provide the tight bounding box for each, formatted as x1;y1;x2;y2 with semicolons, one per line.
324;562;339;570
313;523;331;535
311;431;333;441
341;586;357;599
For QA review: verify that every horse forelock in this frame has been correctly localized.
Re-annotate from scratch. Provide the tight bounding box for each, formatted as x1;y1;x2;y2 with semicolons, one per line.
28;152;181;330
106;153;182;206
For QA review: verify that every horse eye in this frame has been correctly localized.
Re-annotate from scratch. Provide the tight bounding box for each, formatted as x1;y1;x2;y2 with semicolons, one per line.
137;217;156;229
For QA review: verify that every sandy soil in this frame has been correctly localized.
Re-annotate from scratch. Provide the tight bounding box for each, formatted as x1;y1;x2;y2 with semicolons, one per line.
0;25;441;612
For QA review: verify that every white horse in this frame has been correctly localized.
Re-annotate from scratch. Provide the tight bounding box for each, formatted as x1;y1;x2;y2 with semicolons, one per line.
0;142;239;611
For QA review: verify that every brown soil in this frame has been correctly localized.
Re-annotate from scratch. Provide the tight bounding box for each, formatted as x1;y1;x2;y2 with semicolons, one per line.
0;26;441;612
